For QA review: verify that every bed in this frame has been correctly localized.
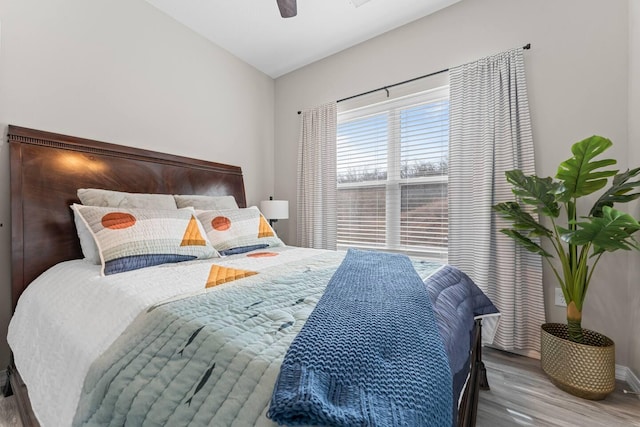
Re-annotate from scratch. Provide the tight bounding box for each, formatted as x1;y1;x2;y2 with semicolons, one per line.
4;125;498;427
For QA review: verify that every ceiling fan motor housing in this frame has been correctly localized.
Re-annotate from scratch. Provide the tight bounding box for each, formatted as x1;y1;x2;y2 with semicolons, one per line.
277;0;297;18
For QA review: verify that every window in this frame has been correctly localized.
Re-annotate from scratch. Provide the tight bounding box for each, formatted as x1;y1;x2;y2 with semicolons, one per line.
336;87;449;260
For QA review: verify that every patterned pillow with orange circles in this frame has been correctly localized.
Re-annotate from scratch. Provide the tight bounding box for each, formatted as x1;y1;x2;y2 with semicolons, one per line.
196;206;285;255
74;204;218;275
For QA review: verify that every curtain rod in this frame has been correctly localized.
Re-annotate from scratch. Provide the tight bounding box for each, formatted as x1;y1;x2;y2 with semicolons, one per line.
297;43;531;114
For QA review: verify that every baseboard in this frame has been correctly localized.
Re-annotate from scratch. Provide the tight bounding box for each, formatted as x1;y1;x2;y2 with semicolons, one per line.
488;344;540;360
510;348;541;360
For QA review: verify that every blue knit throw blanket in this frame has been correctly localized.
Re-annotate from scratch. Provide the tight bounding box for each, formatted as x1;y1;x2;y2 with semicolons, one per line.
267;249;453;427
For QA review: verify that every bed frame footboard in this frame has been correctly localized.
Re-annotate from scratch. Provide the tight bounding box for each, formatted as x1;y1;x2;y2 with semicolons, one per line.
458;318;488;427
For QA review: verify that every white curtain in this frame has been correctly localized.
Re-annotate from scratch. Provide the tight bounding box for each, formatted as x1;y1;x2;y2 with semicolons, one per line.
296;102;337;249
448;48;545;353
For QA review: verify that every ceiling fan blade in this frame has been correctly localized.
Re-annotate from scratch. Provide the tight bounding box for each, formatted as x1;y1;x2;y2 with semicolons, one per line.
276;0;297;18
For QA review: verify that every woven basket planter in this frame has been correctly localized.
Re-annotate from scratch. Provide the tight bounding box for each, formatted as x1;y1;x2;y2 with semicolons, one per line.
540;323;615;400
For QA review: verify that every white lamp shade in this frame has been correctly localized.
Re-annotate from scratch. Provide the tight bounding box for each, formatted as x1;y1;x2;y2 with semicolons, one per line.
260;200;289;220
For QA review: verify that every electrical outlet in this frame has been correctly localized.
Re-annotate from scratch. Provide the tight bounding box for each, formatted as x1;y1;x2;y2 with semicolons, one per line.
555;287;567;307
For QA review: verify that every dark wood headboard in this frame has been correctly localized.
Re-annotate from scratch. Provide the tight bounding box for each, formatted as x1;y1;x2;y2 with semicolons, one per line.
8;125;247;309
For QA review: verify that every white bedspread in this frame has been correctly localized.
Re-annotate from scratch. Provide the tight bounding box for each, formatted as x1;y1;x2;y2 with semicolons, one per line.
8;246;497;426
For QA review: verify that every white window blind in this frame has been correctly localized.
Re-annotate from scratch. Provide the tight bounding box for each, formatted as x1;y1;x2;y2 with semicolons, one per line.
336;87;449;260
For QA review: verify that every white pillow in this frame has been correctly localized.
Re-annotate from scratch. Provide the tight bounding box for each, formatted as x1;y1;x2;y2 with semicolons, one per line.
174;194;239;210
77;188;177;210
196;206;284;255
71;204;101;264
75;205;217;275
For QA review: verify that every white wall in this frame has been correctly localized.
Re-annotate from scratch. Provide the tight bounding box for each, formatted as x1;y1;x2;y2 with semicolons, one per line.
628;0;640;380
275;0;633;364
0;0;275;369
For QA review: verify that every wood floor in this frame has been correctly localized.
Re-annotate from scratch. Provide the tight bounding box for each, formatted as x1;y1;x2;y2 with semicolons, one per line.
0;390;20;427
477;348;640;426
1;348;638;426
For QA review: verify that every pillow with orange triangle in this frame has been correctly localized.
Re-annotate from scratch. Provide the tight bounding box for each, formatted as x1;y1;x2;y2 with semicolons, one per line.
196;206;285;255
73;204;218;276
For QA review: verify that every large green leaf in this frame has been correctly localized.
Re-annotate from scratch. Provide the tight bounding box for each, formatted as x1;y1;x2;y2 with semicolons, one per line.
590;167;640;217
556;136;618;202
562;206;640;255
500;229;553;257
505;170;560;217
493;202;554;238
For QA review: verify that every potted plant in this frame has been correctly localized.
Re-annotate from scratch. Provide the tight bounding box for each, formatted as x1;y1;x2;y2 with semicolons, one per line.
493;135;640;400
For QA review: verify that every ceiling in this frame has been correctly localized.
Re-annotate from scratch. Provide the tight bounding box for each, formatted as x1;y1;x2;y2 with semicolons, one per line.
145;0;462;78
